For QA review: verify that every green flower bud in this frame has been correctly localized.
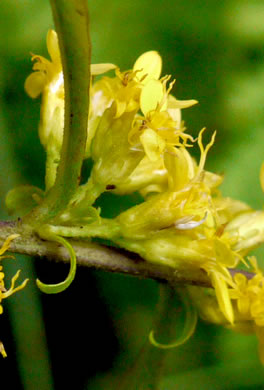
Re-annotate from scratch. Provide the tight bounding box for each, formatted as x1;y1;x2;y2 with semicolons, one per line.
113;155;167;196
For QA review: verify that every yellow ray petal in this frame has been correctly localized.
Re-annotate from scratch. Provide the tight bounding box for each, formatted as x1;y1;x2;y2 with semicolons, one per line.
210;272;234;324
133;51;162;84
46;29;60;65
91;63;116;75
140;79;164;116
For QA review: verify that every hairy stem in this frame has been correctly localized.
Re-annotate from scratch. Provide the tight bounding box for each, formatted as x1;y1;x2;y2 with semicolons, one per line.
0;221;210;286
0;221;255;288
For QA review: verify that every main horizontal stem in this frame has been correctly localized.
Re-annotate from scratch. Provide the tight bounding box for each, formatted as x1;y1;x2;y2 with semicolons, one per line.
0;221;255;287
0;220;210;287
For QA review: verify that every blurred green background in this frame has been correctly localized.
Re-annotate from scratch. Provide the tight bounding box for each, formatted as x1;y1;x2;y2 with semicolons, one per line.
1;0;264;389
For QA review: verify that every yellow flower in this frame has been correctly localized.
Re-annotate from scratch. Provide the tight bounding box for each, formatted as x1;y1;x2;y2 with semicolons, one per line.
0;234;29;358
229;270;262;316
229;273;253;314
92;50;162;119
25;29;116;99
116;121;249;326
24;30;64;153
222;257;264;363
24;30;62;99
189;256;264;364
117;128;216;238
25;29;116;154
128;76;197;161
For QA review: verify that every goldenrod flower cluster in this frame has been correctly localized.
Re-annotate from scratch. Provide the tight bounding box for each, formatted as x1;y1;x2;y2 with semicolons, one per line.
23;30;264;363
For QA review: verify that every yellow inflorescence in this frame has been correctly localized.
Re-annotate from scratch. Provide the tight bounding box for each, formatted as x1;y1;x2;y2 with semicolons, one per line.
24;29;264;364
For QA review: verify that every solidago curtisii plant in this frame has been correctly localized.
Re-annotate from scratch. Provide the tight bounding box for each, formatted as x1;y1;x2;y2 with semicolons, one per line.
2;0;264;385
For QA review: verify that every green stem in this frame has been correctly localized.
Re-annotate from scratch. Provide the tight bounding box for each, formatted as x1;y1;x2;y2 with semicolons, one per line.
80;176;105;206
119;284;177;390
68;176;105;209
24;0;91;225
46;219;120;239
0;221;212;287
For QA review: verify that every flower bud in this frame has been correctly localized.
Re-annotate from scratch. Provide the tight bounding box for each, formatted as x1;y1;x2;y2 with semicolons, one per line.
90;105;144;188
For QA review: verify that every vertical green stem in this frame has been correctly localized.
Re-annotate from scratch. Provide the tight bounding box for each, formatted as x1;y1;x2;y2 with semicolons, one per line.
119;284;174;390
24;0;91;225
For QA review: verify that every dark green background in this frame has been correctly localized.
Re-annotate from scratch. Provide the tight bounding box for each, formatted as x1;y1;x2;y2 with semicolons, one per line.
1;1;264;389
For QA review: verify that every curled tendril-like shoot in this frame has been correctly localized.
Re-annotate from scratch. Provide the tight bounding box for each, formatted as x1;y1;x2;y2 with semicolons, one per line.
36;226;76;294
149;287;198;349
